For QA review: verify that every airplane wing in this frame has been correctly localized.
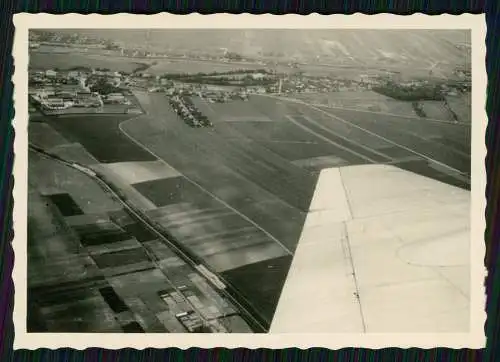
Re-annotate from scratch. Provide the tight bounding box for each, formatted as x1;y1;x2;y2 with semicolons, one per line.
270;164;470;333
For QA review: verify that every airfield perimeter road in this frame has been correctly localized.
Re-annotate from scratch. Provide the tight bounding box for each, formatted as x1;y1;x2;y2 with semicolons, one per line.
28;144;269;332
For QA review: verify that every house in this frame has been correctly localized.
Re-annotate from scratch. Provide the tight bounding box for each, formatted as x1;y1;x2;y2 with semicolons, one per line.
68;71;80;79
41;97;68;110
45;69;57;77
165;87;176;96
104;93;129;105
56;91;76;101
251;73;266;80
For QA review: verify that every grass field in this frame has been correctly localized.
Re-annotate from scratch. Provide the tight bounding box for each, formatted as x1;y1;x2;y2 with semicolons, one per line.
93;161;181;184
29;151;123;214
50;143;100;165
316;106;471;175
44;115;156;163
446;93;472;124
292;91;472;123
29;122;70;150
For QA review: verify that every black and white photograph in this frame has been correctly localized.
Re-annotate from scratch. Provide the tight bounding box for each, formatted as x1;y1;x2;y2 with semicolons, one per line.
13;14;486;349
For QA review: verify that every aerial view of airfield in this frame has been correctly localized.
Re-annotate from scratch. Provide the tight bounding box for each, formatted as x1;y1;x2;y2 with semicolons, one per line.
27;29;472;334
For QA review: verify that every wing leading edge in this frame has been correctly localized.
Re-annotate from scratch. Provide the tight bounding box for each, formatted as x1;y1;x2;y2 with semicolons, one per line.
270;164;470;333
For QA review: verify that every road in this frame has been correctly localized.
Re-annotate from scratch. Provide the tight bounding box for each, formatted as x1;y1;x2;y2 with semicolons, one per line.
28;143;269;332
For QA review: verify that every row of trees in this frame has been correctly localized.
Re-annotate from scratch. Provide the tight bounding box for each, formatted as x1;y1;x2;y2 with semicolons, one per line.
372;83;445;101
172;76;275;87
160;69;271;79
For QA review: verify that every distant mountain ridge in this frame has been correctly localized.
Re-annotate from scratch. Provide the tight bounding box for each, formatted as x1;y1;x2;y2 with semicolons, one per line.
45;29;470;69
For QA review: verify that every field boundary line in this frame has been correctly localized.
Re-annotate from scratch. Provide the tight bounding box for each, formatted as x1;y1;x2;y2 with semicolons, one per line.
304;105;472;160
264;93;470;126
118;118;294;256
284;115;379;164
299;114;395;162
260;95;470;179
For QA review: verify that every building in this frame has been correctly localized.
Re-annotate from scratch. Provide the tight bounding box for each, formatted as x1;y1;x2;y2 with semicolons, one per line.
104;93;129;105
41;97;68;110
45;69;57;77
175;311;207;333
251;73;267;80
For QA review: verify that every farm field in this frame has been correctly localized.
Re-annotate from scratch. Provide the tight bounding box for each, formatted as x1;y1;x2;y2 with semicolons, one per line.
29;122;70;150
28;151;247;332
446;93;472;124
44;114;156;163
292;90;472;123
29;151;122;214
313;106;471;175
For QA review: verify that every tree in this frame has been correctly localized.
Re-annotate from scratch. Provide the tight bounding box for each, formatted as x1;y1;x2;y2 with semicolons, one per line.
89;78;120;95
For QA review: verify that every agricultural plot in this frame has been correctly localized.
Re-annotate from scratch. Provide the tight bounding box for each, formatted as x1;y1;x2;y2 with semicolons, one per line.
94;161;181;184
27;186;122;332
147;59;262;75
33;289;123;333
298;91;418;116
28;122;70;150
446;93;472;124
50;143;100;165
133;176;290;272
192;97;274;124
419;101;454;120
320;107;471;176
44;114;156;163
220;255;294;325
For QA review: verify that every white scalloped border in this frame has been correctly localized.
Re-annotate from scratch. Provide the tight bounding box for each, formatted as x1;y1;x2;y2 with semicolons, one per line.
11;12;487;350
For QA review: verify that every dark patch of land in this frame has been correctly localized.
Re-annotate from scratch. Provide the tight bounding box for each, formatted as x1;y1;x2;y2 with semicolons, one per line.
321;107;471;176
99;286;129;314
122;321;145;333
133;176;209;207
44;115;157;163
47;193;84;217
221;255;293;327
77;228;132;247
92;248;151;269
121;222;158;242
